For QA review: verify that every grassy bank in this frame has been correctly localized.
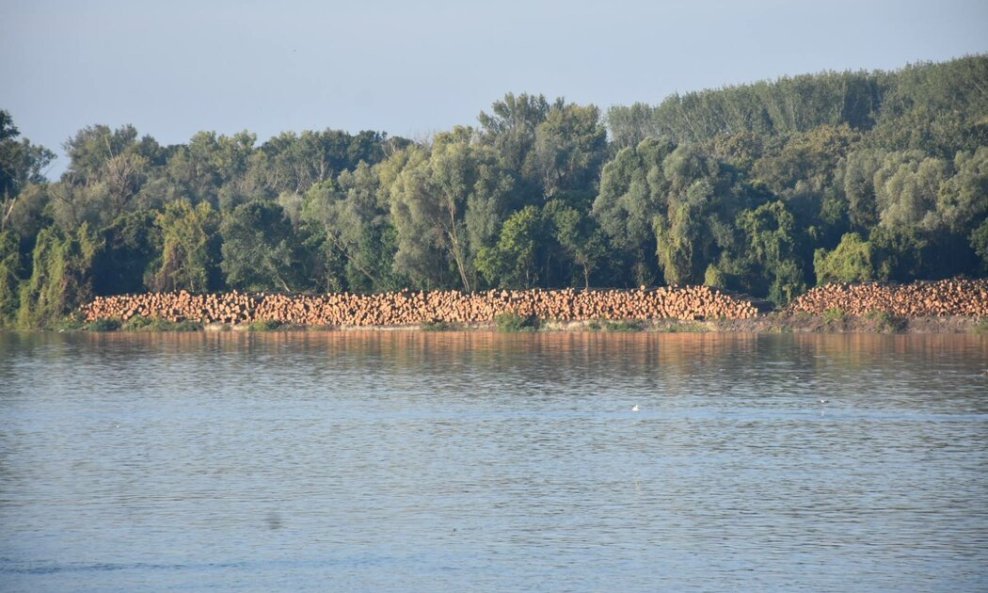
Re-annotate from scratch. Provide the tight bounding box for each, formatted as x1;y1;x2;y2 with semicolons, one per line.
56;313;988;335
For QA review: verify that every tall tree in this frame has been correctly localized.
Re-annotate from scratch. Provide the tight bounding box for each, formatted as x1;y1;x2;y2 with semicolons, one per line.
1;111;55;231
592;138;675;285
813;232;875;284
165;130;257;208
63;124;139;185
476;205;545;288
735;201;806;304
0;229;20;326
220;200;299;292
605;103;660;152
18;223;102;328
52;124;163;230
301;162;402;292
388;135;513;292
873;151;948;230
150;200;221;292
258;129;392;197
842;148;884;230
478;93;550;186
934;147;988;234
970;219;988;273
93;211;161;295
545;199;607;289
534;101;608;199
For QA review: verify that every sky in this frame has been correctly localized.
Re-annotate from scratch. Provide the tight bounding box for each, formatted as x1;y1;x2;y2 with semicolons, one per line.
1;0;986;177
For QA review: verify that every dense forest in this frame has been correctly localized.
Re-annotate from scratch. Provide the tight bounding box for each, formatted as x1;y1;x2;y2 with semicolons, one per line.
1;56;986;328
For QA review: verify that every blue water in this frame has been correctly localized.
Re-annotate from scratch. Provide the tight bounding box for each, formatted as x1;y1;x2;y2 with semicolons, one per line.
1;331;986;592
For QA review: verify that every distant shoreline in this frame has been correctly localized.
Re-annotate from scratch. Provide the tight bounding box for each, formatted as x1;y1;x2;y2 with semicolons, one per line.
25;313;984;335
326;315;979;334
243;315;984;335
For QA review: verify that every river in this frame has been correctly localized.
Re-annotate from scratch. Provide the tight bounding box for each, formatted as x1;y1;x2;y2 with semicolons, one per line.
1;331;986;592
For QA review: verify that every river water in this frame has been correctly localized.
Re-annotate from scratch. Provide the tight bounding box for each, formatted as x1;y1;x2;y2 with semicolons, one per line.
1;331;986;592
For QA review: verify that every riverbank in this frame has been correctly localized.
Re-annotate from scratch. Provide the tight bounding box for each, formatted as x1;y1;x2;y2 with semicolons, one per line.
710;313;986;334
63;312;988;335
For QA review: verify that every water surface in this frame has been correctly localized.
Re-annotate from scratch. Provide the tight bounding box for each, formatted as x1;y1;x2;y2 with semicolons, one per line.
1;331;986;592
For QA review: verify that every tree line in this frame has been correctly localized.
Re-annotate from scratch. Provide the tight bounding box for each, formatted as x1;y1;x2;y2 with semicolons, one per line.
1;55;986;327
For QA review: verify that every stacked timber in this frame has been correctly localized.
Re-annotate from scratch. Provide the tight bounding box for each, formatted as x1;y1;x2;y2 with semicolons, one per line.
787;279;988;317
79;290;260;324
79;285;759;326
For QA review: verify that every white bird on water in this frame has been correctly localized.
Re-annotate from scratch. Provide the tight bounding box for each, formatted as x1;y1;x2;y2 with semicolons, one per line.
631;404;640;412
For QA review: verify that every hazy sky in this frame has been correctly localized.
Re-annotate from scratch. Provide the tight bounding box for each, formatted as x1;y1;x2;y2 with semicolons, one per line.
1;0;986;176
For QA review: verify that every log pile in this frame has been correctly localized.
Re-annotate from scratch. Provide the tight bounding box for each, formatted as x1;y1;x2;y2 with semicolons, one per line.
786;278;988;317
79;291;261;324
79;285;759;326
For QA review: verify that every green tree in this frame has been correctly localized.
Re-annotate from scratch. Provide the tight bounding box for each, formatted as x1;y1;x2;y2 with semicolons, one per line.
476;205;544;288
654;181;713;286
534;101;607;199
0;229;20;326
868;225;928;282
868;56;988;157
301;162;402;292
706;131;765;172
736;201;806;304
751;125;858;251
387;137;513;291
51;124;162;231
478;93;550;191
165;130;257;208
605;103;659;152
18;223;102;328
592;138;675;285
874;151;948;230
257;129;393;197
150;200;220;292
970;219;988;272
261;130;340;195
1;111;55;231
546;200;607;289
645;69;884;144
753;125;858;202
63;124;139;185
934;147;988;234
657;145;748;287
220;200;299;291
93;211;161;295
842;148;884;230
2;182;49;242
813;232;875;284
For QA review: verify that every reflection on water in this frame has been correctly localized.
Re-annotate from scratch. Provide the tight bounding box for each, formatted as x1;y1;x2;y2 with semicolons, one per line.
1;331;986;593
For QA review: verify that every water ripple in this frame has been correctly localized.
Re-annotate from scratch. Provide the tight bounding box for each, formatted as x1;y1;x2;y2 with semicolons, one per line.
1;332;986;593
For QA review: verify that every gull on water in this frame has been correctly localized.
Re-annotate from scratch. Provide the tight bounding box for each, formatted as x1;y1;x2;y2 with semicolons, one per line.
631;404;640;412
